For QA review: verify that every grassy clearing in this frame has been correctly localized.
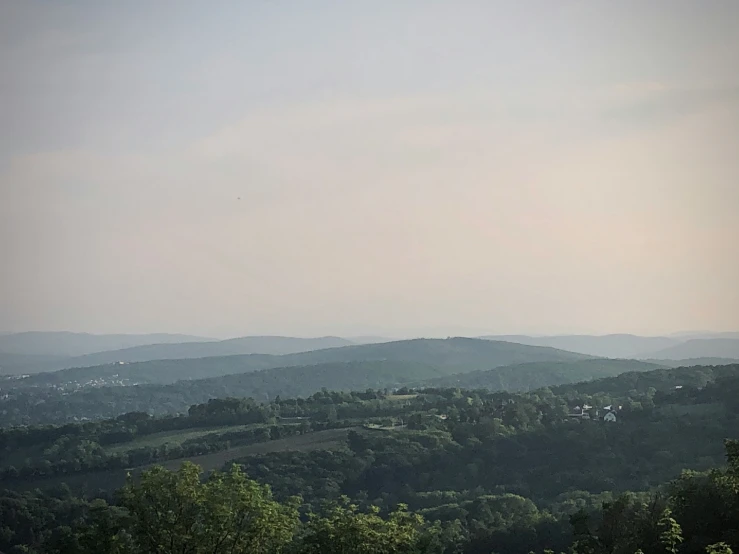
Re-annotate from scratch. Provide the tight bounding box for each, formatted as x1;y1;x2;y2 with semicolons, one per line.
154;427;357;473
104;424;264;454
387;394;418;401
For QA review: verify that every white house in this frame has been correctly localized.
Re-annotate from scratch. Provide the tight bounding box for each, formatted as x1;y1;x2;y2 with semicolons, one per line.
604;412;617;423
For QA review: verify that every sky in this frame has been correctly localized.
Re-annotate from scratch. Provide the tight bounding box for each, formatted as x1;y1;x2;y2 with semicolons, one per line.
1;0;738;339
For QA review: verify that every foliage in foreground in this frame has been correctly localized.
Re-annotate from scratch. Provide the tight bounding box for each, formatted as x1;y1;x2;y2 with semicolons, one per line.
2;440;738;554
63;462;434;554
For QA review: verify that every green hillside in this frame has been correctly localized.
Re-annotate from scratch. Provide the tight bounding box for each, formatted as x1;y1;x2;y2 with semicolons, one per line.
550;362;739;396
420;359;666;391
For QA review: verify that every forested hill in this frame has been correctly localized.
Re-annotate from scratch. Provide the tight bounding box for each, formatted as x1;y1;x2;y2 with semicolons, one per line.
551;362;739;396
421;359;666;391
8;337;592;387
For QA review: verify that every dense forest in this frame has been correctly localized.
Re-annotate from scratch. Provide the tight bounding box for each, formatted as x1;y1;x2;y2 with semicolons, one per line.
1;363;738;553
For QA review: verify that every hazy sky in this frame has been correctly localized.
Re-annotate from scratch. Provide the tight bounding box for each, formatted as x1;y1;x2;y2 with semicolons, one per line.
1;1;738;338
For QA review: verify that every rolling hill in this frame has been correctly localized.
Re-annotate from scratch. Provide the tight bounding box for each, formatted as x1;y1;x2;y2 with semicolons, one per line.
0;353;70;375
418;359;666;392
176;360;449;403
10;337;593;387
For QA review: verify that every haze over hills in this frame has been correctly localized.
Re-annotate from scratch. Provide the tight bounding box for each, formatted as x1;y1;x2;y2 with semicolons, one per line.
666;331;739;339
643;338;739;360
480;333;739;361
480;334;680;359
0;331;214;357
641;357;739;368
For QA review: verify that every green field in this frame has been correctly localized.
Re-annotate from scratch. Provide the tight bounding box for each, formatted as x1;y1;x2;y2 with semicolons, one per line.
154;427;355;472
104;424;271;454
386;394;418;401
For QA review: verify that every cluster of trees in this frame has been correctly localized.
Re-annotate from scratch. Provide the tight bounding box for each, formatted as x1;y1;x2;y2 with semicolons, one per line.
564;439;739;554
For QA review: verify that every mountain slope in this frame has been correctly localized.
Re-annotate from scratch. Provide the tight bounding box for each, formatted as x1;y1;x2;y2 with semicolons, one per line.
178;360;448;403
418;359;666;392
0;332;212;358
480;334;679;358
644;338;739;360
9;338;593;388
642;357;739;368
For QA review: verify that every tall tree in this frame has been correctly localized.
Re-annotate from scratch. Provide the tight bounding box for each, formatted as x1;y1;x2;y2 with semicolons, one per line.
116;463;299;554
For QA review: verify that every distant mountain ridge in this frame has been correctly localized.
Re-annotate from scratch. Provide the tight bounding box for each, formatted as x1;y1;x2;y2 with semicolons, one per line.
480;333;739;360
5;331;738;376
9;337;593;387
